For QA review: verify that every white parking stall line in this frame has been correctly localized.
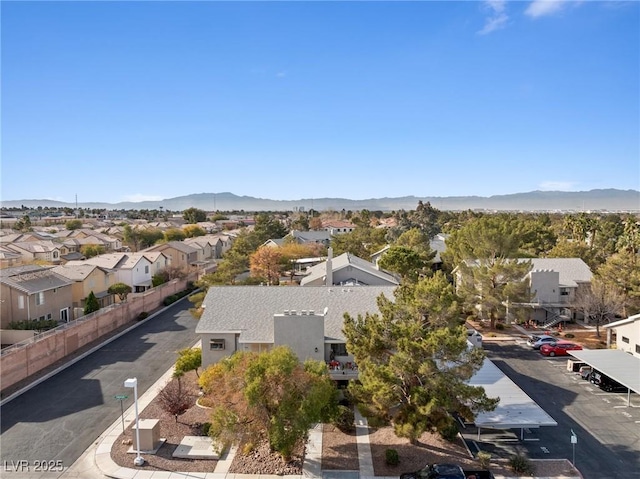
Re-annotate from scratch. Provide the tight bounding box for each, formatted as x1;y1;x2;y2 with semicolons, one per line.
540;446;550;453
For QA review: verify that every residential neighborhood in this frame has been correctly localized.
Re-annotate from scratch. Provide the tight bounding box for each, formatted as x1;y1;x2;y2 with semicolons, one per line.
0;205;639;479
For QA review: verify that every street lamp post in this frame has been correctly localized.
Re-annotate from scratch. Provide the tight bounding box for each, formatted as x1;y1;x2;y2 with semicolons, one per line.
124;378;145;466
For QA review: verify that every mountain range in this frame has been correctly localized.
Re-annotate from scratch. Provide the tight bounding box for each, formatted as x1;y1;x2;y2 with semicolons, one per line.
2;189;639;212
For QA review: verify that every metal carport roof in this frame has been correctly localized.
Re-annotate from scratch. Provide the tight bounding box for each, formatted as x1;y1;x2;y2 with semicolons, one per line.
468;359;558;430
568;349;640;395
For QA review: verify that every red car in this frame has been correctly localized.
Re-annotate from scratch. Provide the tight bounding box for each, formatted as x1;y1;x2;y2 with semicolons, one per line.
540;341;583;357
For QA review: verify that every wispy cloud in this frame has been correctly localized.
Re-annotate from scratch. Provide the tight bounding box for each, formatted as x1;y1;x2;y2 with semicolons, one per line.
478;0;509;35
525;0;567;19
121;194;164;203
539;181;577;191
276;71;287;78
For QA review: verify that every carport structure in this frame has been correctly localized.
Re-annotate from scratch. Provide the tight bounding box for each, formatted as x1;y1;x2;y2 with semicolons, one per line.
468;359;557;440
569;349;640;406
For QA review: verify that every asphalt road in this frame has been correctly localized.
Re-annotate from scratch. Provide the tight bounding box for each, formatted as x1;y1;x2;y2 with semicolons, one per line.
0;299;200;471
481;340;640;479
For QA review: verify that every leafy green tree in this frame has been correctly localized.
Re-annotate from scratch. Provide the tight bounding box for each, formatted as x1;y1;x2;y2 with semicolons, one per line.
378;246;428;283
401;271;463;329
546;239;601;272
139;228;165;249
175;348;202;377
84;291;100;314
80;244;105;258
65;219;83;230
445;215;533;328
443;214;523;267
183;207;207;224
331;227;387;259
394;228;435;258
515;214;557;257
14;215;32;232
457;258;532;328
343;289;498;444
108;282;132;302
199;347;338;461
596;251;640;316
253;213;288;243
183;225;206;238
617;218;640;255
164;228;187;242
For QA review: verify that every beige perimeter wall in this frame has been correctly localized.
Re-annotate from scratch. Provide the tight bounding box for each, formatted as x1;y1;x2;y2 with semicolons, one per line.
0;278;192;393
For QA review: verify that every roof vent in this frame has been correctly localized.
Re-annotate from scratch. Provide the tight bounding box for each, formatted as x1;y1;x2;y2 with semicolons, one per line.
284;310;289;315
308;310;314;315
290;310;296;315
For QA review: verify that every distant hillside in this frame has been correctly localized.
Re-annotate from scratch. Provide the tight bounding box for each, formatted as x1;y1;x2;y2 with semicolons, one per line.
2;189;639;212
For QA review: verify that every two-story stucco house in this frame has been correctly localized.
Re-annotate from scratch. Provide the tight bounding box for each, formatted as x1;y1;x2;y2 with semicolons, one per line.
52;263;117;310
321;220;357;235
0;265;74;328
195;285;397;382
68;252;154;293
521;258;593;327
2;240;67;265
143;241;199;275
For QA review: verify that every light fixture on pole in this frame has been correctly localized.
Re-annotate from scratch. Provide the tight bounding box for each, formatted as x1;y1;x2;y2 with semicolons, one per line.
124;378;145;466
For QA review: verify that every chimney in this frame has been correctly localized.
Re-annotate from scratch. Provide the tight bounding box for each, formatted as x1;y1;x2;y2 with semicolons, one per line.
326;247;333;286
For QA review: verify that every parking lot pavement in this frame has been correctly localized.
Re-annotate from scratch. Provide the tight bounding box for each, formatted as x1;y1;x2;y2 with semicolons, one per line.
473;341;640;479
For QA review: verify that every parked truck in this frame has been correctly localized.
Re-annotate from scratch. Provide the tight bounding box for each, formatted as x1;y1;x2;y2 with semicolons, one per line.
400;463;494;479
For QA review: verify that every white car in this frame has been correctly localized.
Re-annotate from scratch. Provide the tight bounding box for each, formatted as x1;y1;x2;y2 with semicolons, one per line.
527;334;557;350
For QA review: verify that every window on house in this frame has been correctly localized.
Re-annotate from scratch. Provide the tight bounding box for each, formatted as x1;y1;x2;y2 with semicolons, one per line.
636;345;640;354
560;288;569;296
46;313;52;320
39;315;45;321
18;295;25;309
622;336;630;344
36;292;45;305
209;339;225;350
145;265;149;274
331;343;348;356
53;251;59;259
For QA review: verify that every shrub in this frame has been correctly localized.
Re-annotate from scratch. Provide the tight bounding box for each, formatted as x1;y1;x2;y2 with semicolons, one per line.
477;451;491;469
331;405;355;432
509;454;535;475
564;333;575;338
385;448;399;466
495;323;505;331
439;421;460;442
202;422;212;436
137;312;149;321
163;295;178;306
242;441;255;455
8;319;58;331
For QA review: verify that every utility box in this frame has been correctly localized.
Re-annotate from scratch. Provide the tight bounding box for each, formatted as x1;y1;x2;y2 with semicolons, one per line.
132;419;161;452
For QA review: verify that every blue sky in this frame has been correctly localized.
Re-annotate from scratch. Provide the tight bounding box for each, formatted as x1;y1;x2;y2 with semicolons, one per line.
2;1;638;204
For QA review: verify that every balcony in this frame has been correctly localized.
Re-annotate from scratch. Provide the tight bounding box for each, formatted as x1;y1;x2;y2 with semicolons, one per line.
327;360;359;380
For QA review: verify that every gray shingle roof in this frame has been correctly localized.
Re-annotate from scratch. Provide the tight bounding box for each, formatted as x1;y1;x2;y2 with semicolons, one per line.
300;253;399;286
0;266;73;293
196;285;397;343
528;258;593;287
